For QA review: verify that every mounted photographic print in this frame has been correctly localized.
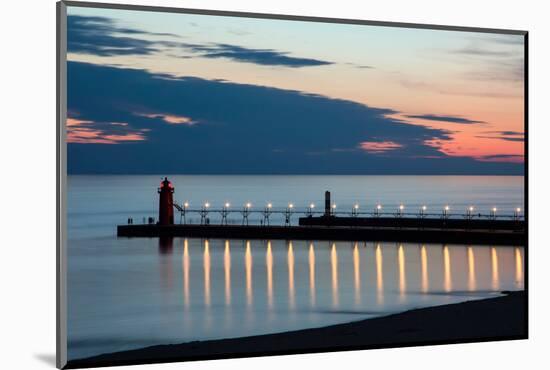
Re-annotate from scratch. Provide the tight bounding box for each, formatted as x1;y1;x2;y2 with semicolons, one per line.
56;1;527;368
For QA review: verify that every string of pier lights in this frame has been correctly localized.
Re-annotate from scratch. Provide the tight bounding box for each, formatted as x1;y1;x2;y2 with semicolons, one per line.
178;200;523;224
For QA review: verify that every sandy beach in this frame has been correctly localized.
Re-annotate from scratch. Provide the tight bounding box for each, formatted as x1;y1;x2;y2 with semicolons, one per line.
66;291;526;369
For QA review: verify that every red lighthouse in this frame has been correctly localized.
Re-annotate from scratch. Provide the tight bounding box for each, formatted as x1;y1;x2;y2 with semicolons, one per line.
158;177;175;225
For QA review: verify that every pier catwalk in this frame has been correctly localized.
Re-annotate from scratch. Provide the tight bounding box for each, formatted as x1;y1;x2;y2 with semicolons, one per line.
118;178;525;246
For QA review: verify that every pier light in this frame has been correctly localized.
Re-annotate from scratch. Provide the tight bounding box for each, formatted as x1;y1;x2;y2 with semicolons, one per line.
374;203;382;217
284;203;294;226
351;203;360;217
491;207;497;220
466;206;475;220
184;201;189;208
443;205;450;219
307;203;315;217
242;203;251;225
514;207;522;220
200;202;210;225
420;205;427;218
332;204;337;209
263;203;272;225
221;202;230;225
397;204;404;217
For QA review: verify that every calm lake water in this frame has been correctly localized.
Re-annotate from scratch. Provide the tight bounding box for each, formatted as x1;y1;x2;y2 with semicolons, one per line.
67;175;525;360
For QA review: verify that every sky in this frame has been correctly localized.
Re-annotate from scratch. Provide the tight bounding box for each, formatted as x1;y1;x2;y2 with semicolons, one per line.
66;5;525;174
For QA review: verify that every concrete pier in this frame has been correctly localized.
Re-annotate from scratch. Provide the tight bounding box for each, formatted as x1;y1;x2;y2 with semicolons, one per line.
298;215;525;231
117;222;525;246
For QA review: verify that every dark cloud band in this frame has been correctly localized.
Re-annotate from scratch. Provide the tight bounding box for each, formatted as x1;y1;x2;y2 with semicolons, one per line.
66;61;522;175
68;15;333;67
406;114;485;125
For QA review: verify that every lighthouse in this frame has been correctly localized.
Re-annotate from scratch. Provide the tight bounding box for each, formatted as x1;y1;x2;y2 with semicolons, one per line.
158;177;175;225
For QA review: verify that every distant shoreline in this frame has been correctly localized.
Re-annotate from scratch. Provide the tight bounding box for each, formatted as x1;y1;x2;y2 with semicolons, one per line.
66;291;526;369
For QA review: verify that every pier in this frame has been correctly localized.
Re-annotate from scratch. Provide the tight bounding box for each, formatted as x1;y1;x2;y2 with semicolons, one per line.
117;223;524;245
117;178;525;246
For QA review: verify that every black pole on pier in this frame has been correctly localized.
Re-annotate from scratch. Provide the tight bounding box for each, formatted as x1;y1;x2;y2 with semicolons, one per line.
325;191;331;217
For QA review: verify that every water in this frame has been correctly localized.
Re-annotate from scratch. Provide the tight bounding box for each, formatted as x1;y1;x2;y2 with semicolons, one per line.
67;175;525;360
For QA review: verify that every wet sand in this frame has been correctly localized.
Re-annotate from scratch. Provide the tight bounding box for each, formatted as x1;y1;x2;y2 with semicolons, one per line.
66;291;526;369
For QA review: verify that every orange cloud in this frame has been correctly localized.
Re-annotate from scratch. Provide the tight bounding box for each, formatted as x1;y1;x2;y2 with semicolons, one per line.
359;141;403;153
67;117;146;144
136;112;197;125
67;117;93;127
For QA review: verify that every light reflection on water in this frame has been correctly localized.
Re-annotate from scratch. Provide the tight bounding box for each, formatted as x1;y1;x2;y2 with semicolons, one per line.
224;240;231;306
421;245;429;293
288;242;295;309
175;238;525;317
309;242;315;307
443;246;452;292
331;242;339;308
398;244;406;300
68;237;524;360
468;246;476;291
492;247;500;291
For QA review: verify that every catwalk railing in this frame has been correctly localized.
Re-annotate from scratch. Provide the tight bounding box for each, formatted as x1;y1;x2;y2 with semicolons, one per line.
126;203;524;227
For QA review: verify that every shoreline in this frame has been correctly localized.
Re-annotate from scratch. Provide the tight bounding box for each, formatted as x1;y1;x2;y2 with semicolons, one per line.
66;291;526;369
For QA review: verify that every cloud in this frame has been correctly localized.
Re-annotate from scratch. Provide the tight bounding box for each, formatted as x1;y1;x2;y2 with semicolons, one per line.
184;43;333;68
405;114;485;125
476;130;524;142
134;112;197;125
66;117;146;144
492;130;523;136
463;58;524;83
449;39;524;84
453;47;515;58
476;136;523;142
476;154;524;163
345;62;375;70
359;141;403;153
398;78;522;99
485;130;524;136
67;61;522;175
67;15;166;56
68;15;333;68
